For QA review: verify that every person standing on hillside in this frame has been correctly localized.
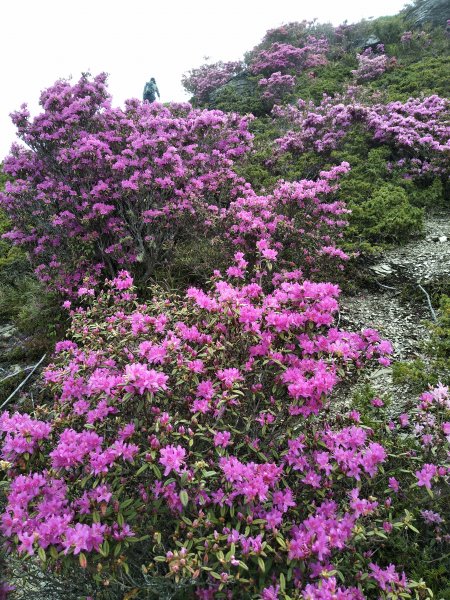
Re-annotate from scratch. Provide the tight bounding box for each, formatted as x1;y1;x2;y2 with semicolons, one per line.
143;77;160;103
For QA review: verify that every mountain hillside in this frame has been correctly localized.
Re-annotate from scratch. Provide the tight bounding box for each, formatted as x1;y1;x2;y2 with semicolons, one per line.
0;1;449;598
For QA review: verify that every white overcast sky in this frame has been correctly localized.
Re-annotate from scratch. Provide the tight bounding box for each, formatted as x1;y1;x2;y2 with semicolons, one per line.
1;0;408;160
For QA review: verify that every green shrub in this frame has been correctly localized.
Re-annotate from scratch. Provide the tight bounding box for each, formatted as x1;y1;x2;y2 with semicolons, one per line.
348;184;423;243
291;57;356;103
372;14;406;44
393;294;450;389
207;76;265;115
402;177;446;208
423;294;450;383
333;144;426;246
0;170;65;358
370;56;450;101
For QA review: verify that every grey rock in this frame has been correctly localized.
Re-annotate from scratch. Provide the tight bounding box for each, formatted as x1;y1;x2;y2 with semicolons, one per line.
364;35;381;48
0;324;17;340
210;74;257;102
370;263;394;277
380;214;450;285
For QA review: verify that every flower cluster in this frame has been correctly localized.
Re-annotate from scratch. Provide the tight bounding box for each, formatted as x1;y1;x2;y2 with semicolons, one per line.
1;474;112;556
222;163;351;277
400;30;431;47
258;72;296;103
273;95;356;154
249;37;329;76
273;93;450;177
0;413;51;461
351;48;392;82
0;74;253;294
181;61;244;103
0;268;398;597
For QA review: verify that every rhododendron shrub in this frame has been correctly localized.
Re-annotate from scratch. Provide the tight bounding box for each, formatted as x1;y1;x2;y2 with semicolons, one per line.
256;21;331;50
347;383;450;593
258;72;296;105
249;37;329;76
273;94;450;177
0;269;404;598
182;61;244;104
273;96;356;155
221;163;352;277
365;95;450;176
400;30;431;48
0;73;253;294
351;49;392;82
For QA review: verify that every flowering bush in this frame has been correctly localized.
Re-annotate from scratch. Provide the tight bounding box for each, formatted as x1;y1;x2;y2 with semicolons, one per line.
348;382;450;595
365;95;450;159
258;72;296;104
273;95;356;155
0;74;253;295
0;266;411;598
401;31;414;44
249;37;329;76
182;61;244;104
351;49;392;82
221;163;352;277
1;74;360;294
400;30;432;48
256;21;325;49
268;92;448;247
273;93;450;177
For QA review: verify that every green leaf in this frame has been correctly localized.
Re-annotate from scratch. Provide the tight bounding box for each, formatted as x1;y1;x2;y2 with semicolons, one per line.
154;531;162;545
210;571;222;580
135;463;149;477
180;490;189;507
336;569;345;583
151;464;162;478
38;547;46;563
203;470;217;478
257;557;265;573
100;540;110;557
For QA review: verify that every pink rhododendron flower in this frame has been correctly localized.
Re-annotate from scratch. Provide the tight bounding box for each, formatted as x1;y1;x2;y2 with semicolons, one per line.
159;445;186;476
415;464;437;489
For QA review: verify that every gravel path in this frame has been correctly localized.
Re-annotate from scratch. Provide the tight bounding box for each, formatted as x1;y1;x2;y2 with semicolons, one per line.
338;212;449;411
